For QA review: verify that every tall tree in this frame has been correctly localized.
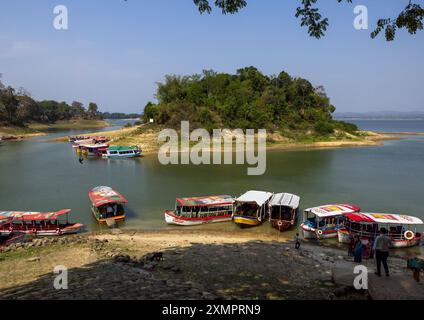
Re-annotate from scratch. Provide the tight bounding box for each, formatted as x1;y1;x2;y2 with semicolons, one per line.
88;102;99;118
0;86;19;124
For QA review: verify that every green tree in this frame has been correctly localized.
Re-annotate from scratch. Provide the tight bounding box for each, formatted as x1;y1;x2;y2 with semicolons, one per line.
0;86;19;124
88;102;99;119
193;0;424;41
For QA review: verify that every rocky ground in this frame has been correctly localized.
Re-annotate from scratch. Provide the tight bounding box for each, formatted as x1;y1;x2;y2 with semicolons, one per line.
0;230;417;300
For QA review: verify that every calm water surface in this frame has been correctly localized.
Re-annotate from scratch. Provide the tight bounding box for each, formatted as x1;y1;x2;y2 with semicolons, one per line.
0;120;423;255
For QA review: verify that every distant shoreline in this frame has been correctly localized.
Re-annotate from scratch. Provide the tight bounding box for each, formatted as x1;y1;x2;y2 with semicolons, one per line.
0;119;110;140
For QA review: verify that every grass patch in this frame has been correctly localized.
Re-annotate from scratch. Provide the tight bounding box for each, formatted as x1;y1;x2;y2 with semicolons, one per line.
28;120;109;131
0;242;86;261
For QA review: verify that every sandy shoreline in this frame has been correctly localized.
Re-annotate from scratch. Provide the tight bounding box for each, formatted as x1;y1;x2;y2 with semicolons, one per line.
51;126;401;155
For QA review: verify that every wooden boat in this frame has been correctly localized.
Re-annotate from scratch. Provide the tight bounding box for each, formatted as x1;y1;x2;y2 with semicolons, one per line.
89;186;128;223
0;209;83;236
233;191;273;227
300;204;360;239
75;143;110;156
164;195;234;226
105;146;141;159
338;212;423;248
268;193;300;231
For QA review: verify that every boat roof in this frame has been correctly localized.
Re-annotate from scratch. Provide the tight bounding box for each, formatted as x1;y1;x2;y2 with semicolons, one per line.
269;193;300;209
89;186;128;207
79;143;109;148
108;146;139;151
0;209;71;222
176;195;234;207
345;212;424;225
306;204;360;218
235;190;273;207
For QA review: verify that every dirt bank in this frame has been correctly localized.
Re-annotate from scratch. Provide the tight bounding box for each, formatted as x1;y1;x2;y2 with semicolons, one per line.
0;230;413;300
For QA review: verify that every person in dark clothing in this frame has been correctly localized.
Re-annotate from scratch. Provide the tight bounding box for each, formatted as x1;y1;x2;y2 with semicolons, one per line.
294;233;301;249
348;234;355;257
373;228;393;277
353;235;364;263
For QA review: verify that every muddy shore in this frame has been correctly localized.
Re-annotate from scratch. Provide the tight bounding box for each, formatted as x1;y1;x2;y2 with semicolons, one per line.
0;230;417;300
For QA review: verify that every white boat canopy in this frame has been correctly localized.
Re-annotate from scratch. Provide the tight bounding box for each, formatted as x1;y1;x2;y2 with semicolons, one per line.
236;191;273;207
306;204;360;218
349;213;424;225
270;193;300;209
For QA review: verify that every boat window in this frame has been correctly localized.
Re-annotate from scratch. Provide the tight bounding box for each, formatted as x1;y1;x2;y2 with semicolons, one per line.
109;151;118;155
236;203;259;217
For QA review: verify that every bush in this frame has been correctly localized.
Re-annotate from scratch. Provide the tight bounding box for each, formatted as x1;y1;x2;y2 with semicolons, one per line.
334;120;359;133
314;121;334;136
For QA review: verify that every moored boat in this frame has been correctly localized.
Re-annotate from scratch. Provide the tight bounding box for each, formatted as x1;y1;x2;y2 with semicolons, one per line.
0;209;83;236
164;195;234;226
300;204;360;239
233;190;273;227
105;146;141;158
268;193;300;231
75;143;110;156
338;212;423;248
89;186;128;223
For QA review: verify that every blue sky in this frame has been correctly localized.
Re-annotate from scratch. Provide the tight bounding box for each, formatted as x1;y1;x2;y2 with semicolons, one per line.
0;0;423;113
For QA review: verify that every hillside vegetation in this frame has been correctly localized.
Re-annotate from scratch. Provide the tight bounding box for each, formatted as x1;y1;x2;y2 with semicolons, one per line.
143;67;358;141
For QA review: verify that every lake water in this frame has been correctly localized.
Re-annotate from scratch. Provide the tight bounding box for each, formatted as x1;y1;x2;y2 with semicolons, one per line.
344;119;424;133
1;120;424;252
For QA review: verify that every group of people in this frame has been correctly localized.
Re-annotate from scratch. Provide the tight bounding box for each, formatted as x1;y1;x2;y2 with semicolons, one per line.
348;227;392;276
294;227;393;277
100;204;120;219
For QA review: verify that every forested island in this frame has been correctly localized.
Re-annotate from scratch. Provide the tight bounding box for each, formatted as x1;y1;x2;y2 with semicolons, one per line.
143;67;358;141
76;67;392;153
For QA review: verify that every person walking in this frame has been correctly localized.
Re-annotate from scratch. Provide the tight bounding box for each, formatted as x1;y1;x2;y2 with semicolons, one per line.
294;233;301;250
373;228;393;277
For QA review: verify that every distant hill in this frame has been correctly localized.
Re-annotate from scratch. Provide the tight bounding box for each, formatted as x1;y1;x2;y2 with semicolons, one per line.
334;111;424;120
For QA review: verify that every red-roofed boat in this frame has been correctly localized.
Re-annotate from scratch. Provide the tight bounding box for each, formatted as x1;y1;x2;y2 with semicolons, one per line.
165;195;234;226
338;212;424;248
300;204;361;239
89;186;128;223
0;209;84;236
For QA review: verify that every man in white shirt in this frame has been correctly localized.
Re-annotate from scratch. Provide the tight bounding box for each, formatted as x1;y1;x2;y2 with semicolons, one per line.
373;228;393;277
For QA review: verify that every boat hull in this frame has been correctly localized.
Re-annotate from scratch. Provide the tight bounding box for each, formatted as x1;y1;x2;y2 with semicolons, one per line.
164;210;232;226
233;216;262;227
0;223;83;237
301;223;338;239
392;236;422;248
270;219;293;232
338;229;422;248
106;152;141;159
